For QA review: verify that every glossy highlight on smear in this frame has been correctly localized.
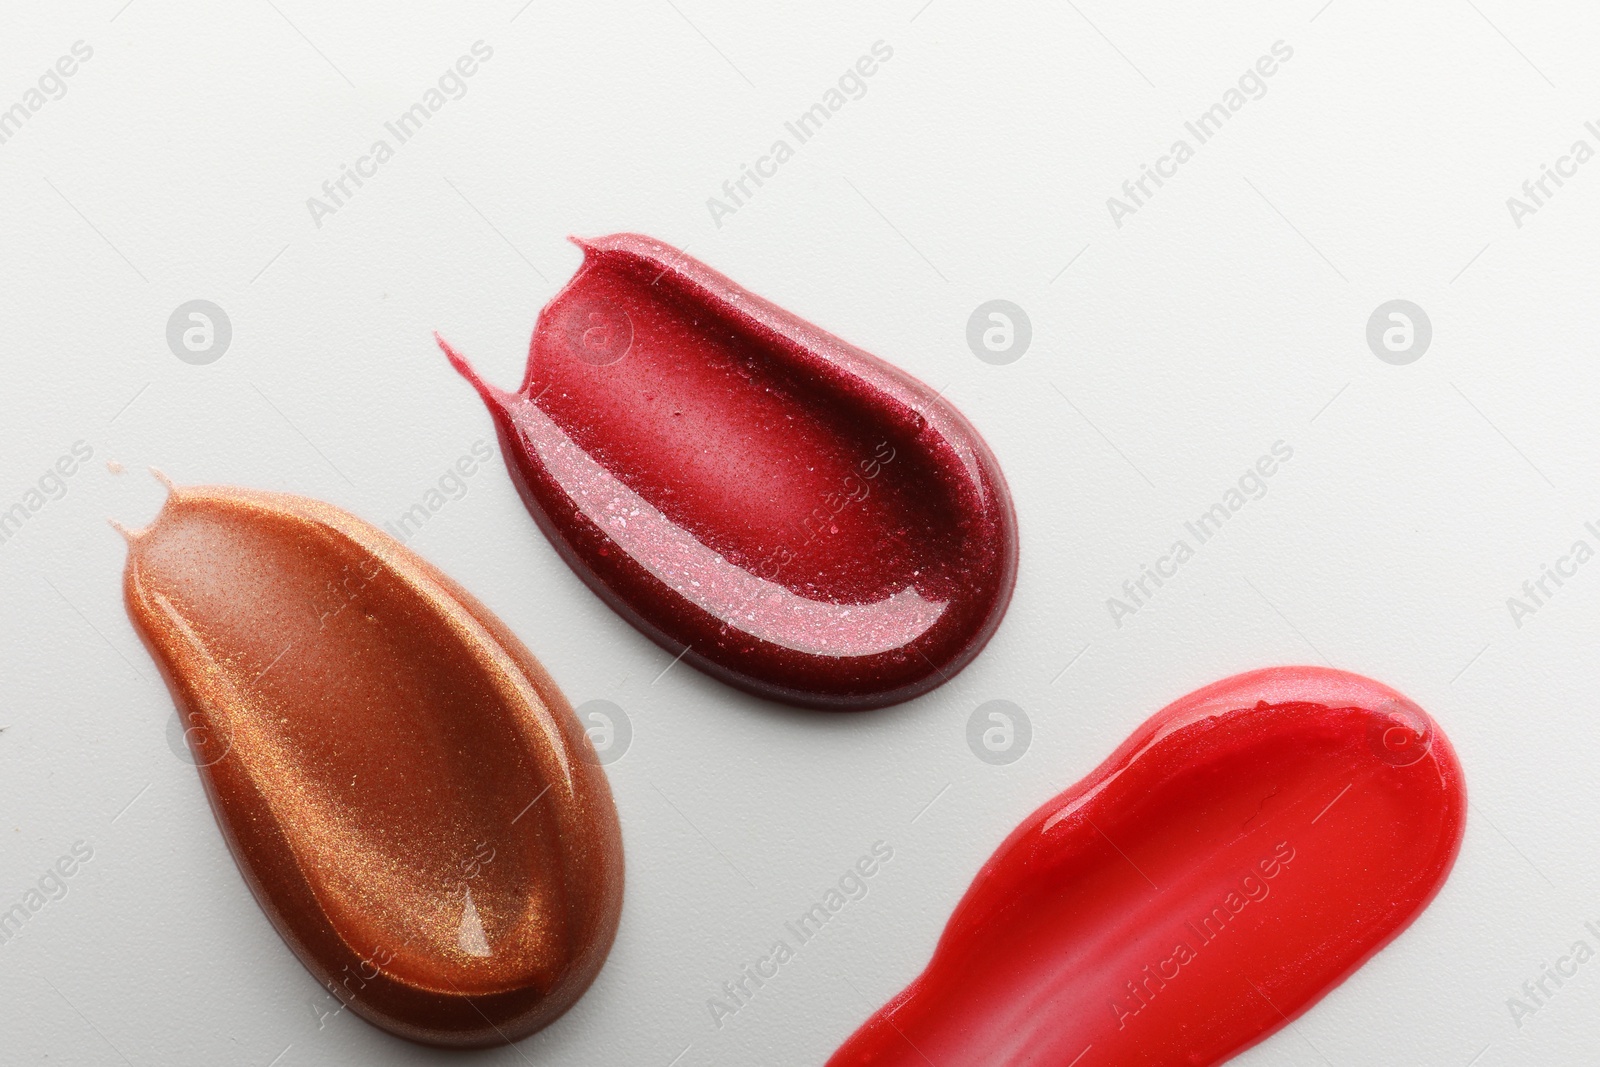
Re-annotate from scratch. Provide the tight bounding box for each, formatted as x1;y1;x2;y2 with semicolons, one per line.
118;478;623;1048
827;667;1467;1067
440;233;1017;710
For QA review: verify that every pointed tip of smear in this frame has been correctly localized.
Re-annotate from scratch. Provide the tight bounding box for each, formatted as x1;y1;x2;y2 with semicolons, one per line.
149;467;176;494
568;234;609;264
436;333;500;407
108;518;139;545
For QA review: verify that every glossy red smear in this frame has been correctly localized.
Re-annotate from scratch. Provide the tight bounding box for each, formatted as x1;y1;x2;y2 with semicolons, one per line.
828;667;1467;1067
441;233;1016;709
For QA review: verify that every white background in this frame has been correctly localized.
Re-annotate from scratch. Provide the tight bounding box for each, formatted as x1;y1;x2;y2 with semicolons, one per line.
0;1;1595;1064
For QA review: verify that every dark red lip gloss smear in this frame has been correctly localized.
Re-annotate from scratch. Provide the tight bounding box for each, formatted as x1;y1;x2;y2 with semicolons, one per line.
828;667;1467;1067
439;233;1017;710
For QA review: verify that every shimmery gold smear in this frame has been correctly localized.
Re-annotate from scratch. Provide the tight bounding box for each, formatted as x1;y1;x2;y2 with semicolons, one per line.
121;481;624;1048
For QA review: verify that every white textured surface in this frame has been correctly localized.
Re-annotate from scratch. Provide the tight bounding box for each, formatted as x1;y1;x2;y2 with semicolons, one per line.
0;1;1592;1064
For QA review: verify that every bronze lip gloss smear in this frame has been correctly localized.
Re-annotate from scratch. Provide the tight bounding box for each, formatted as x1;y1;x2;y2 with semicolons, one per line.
120;479;623;1048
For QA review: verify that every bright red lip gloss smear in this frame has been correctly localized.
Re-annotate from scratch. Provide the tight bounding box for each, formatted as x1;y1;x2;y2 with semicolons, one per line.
439;233;1017;710
827;667;1467;1067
